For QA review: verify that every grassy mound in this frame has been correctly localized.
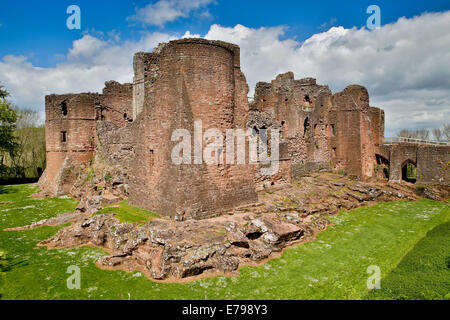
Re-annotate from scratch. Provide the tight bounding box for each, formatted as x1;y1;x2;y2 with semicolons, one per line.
0;184;449;300
367;221;450;300
94;200;160;224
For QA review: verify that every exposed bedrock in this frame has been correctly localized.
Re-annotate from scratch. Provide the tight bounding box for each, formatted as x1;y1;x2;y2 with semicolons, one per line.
34;173;447;282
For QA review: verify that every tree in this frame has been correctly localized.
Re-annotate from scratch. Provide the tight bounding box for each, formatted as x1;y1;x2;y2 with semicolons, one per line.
9;107;45;178
397;128;430;140
0;84;46;180
416;129;430;140
0;84;18;158
397;129;415;139
443;124;450;141
432;128;442;141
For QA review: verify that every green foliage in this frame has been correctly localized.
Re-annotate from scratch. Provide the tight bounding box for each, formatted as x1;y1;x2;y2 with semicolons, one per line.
0;249;9;295
0;185;448;300
368;221;450;300
414;184;428;195
405;163;416;180
0;250;9;272
0;84;45;179
95;200;160;223
84;169;94;182
0;85;19;164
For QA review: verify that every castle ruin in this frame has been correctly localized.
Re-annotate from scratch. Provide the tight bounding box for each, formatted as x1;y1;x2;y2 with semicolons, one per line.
38;38;449;219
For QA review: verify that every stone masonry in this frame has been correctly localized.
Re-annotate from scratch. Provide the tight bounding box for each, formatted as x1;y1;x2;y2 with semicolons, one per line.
38;38;449;219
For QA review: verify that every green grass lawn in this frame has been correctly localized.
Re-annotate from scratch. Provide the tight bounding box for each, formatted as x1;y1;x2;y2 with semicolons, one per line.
0;184;449;300
367;221;450;300
94;200;160;224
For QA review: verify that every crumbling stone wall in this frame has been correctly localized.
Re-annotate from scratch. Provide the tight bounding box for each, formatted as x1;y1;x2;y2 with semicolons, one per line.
381;144;450;184
249;73;333;186
330;85;383;179
40;84;133;196
128;39;257;219
39;93;99;195
99;81;133;127
250;74;383;182
95;121;135;166
40;38;448;221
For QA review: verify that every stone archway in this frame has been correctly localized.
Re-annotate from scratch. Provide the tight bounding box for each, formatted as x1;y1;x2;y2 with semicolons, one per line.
401;159;417;183
375;154;390;179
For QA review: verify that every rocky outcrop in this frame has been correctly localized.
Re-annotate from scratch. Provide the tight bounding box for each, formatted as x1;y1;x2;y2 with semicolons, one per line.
31;172;448;282
40;211;315;281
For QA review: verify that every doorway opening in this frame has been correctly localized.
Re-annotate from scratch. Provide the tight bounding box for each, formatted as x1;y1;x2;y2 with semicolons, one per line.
401;159;417;183
375;154;390;179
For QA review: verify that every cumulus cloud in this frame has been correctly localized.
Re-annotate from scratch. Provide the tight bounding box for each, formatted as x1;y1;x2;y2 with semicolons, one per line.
128;0;215;27
0;11;449;135
202;12;450;136
0;32;176;121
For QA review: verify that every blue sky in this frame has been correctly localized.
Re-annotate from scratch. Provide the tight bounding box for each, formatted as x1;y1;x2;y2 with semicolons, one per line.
0;0;449;136
1;0;449;67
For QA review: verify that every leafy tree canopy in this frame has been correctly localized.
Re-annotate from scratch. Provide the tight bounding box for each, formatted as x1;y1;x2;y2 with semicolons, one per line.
0;83;18;156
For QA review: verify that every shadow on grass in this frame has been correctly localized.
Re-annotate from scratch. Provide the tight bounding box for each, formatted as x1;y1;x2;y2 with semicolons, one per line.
367;220;450;300
0;185;13;196
0;178;39;186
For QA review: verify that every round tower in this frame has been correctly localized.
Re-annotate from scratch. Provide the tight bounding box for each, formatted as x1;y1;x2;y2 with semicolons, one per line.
129;39;257;219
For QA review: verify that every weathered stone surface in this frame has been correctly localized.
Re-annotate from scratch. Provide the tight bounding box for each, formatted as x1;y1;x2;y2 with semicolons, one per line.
29;172;445;282
37;38;449;221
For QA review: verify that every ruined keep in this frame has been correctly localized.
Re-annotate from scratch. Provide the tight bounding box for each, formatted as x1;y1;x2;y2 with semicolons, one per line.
38;38;449;219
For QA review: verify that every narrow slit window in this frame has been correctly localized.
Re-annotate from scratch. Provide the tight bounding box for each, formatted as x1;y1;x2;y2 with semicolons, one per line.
149;150;154;167
331;124;335;136
61;131;67;143
61;102;68;116
303;117;309;137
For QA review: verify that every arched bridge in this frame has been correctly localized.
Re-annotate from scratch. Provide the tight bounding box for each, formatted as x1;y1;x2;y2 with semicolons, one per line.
377;139;450;184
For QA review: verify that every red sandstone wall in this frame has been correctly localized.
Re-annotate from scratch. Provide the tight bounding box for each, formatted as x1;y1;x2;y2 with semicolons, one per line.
40;93;98;195
128;39;257;219
331;85;374;179
39;38;389;212
251;73;334;180
100;81;133;127
251;76;383;181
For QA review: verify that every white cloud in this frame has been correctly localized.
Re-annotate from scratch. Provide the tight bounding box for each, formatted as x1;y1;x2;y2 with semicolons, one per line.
0;11;449;135
0;32;176;122
202;12;450;136
128;0;215;27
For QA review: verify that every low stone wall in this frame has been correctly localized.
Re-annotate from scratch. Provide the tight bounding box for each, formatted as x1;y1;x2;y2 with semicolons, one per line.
380;143;450;185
